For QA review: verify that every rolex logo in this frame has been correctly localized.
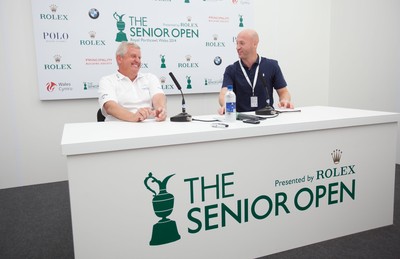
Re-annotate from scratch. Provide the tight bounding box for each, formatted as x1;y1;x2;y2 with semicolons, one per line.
160;76;166;84
49;4;58;12
187;16;192;22
54;55;61;63
213;34;218;41
89;31;96;38
185;55;191;62
331;149;342;164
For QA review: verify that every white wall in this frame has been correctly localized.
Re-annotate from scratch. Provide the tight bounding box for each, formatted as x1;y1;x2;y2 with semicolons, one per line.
0;0;398;189
255;0;331;107
329;0;400;163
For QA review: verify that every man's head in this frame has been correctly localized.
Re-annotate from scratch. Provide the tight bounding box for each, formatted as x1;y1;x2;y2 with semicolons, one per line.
236;29;259;62
116;42;142;81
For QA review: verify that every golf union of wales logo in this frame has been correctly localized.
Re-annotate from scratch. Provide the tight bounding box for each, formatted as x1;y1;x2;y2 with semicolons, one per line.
144;172;181;246
113;12;128;42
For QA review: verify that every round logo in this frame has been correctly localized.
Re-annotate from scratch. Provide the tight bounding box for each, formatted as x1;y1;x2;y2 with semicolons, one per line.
214;56;222;66
88;8;100;19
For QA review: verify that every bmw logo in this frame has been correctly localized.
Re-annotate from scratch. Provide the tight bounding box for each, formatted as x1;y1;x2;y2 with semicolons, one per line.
88;8;100;19
214;56;222;66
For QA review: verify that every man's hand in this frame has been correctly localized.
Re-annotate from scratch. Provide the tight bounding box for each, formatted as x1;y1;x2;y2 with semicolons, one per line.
134;107;153;122
153;107;167;121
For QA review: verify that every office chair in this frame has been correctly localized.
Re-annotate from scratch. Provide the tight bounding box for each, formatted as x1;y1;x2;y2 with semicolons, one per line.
97;108;105;122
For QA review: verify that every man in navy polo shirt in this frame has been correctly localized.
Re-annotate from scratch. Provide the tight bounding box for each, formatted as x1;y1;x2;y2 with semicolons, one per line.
218;29;294;114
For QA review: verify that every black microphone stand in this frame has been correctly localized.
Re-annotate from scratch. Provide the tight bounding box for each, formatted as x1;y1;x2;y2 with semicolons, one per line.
170;88;192;122
169;72;192;122
255;73;276;116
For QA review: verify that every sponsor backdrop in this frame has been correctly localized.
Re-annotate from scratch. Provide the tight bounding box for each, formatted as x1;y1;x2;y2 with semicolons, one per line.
31;0;254;100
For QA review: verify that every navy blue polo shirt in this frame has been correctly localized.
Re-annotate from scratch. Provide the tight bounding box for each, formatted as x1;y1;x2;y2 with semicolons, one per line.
222;56;287;112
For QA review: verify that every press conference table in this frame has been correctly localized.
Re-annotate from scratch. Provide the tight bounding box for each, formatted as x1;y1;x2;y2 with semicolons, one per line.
62;106;399;259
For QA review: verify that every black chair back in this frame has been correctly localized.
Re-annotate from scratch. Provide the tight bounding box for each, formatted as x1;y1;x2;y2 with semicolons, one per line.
97;109;105;122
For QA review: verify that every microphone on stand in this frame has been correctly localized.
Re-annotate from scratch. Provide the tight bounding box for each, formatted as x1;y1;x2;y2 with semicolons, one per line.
169;72;192;122
255;73;276;116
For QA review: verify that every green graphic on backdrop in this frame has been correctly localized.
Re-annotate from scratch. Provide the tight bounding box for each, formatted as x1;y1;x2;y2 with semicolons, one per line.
113;12;128;42
239;14;244;27
186;76;192;89
144;172;181;246
160;55;166;68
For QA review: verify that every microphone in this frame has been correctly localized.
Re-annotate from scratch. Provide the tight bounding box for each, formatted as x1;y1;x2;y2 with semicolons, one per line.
169;72;192;122
255;73;276;116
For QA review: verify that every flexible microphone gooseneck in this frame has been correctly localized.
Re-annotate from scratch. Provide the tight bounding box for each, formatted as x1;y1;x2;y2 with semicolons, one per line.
169;72;192;122
255;73;276;116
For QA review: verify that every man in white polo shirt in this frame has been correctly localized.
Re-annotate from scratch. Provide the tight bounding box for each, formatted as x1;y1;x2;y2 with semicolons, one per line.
98;42;167;122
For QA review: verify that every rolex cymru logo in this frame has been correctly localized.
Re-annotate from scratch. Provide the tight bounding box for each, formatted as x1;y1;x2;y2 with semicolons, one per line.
144;172;181;246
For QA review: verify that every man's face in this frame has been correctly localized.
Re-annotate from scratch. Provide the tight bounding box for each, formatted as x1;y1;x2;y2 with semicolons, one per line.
236;32;256;60
117;46;141;78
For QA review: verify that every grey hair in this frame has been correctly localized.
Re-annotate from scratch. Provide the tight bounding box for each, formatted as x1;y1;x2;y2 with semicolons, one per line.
116;41;141;57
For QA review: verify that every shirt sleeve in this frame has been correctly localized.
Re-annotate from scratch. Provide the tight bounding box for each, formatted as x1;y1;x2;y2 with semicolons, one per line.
222;64;235;88
98;75;117;114
272;60;287;90
146;73;164;97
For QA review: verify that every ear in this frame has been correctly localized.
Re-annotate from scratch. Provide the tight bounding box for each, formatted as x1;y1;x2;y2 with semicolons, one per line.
116;55;122;65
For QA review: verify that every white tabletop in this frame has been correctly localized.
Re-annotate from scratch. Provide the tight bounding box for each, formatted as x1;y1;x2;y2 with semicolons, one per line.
61;106;399;156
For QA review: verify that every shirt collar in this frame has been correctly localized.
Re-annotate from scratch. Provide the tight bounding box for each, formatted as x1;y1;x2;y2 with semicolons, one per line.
115;71;143;81
240;54;260;70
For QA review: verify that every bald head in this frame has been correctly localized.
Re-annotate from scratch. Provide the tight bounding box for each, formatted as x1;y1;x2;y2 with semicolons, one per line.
238;29;259;45
236;29;259;66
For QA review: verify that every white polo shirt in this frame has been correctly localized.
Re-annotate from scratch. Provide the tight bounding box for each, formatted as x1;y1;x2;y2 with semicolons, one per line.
98;72;164;121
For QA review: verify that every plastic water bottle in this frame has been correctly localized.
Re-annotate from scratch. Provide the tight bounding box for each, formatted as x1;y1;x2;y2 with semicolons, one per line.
225;85;236;122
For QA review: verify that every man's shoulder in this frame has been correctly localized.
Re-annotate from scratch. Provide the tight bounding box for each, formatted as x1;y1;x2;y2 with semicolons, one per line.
100;72;119;82
225;60;240;71
138;72;157;79
261;57;279;65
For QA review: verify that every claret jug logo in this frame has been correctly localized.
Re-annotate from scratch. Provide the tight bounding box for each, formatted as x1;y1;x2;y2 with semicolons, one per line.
144;172;181;246
186;75;192;89
113;12;128;42
238;14;244;27
160;55;167;68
